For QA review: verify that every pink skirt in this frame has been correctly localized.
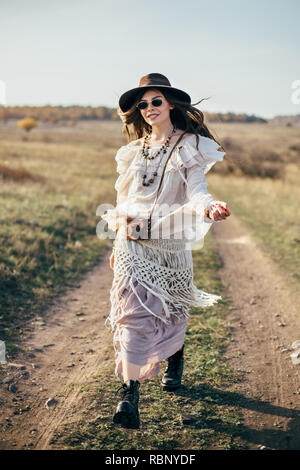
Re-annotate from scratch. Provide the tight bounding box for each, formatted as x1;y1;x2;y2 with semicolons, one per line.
111;275;188;383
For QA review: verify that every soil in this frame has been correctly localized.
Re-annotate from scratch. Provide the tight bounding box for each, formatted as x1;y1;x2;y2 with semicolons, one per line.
0;213;299;450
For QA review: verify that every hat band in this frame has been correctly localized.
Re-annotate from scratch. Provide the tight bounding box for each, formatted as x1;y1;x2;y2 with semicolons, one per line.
141;81;170;87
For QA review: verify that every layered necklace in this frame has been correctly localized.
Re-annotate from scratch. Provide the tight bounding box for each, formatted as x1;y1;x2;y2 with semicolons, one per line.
141;126;176;186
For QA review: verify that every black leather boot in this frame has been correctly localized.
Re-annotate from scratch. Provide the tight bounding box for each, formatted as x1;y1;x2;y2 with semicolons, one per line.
113;379;140;429
161;345;184;391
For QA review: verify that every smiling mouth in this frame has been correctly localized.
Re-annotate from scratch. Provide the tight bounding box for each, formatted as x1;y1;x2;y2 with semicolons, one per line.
148;114;159;119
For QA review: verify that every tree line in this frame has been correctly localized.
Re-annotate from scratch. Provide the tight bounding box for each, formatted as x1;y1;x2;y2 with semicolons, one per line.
0;105;267;123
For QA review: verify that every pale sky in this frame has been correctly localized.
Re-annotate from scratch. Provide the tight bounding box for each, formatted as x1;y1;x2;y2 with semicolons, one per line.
1;0;300;118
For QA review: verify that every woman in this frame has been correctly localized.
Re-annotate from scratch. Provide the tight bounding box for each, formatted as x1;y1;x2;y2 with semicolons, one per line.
102;73;231;429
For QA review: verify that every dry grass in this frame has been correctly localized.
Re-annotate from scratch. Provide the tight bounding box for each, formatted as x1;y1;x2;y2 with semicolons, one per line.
0;118;299;343
206;121;300;289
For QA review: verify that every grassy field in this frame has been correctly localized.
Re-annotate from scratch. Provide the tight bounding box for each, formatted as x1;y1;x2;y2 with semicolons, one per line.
0;118;299;448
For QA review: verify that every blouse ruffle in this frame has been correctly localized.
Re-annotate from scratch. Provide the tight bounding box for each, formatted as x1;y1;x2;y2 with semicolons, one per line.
113;134;226;183
114;144;138;191
115;144;136;174
167;134;226;176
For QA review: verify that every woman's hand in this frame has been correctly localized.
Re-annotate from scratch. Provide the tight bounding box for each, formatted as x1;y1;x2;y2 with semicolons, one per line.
109;251;114;269
205;201;231;221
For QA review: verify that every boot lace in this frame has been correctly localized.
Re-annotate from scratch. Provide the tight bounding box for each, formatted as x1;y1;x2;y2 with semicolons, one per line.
115;382;138;400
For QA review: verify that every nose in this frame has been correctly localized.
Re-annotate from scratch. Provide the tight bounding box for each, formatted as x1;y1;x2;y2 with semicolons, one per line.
147;104;156;116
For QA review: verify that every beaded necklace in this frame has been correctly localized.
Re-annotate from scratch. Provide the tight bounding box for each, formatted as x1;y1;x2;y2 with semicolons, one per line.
141;127;176;186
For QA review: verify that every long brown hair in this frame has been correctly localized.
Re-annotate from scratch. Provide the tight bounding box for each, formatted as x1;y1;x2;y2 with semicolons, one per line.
117;87;225;151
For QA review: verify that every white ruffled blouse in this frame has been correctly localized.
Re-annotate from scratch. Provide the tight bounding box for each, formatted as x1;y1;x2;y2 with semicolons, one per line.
101;133;226;248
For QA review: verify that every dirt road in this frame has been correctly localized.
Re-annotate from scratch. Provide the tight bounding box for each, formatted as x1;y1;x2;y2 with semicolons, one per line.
213;215;300;450
0;214;299;450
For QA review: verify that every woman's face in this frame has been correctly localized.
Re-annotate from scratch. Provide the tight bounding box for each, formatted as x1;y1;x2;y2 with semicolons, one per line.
137;89;174;127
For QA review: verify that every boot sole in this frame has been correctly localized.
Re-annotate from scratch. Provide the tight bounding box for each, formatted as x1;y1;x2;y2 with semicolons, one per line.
113;410;140;429
162;383;181;391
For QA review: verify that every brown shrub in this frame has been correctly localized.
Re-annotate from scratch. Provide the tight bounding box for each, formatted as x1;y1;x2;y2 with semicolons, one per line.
0;164;42;182
42;135;53;143
210;137;243;176
215;142;285;179
222;136;243;153
237;149;284;179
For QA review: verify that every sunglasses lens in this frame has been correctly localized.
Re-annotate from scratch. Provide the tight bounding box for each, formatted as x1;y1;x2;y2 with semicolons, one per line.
137;102;148;110
137;98;163;110
137;102;147;110
152;99;163;107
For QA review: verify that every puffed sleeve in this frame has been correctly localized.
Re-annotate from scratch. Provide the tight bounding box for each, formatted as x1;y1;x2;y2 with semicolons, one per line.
175;134;226;174
101;146;133;232
114;146;133;205
150;134;226;246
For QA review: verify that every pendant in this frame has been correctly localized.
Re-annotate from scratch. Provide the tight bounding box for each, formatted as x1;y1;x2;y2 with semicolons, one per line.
141;127;176;186
142;170;158;186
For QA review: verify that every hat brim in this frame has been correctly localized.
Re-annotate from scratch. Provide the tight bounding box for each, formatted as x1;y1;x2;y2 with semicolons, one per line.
119;85;191;113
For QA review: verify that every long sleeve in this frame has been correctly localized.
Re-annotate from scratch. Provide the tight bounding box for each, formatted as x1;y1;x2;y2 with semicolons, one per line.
149;165;215;243
149;134;226;245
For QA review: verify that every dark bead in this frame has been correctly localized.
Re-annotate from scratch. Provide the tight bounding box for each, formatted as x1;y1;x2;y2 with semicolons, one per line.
153;172;157;176
149;179;154;183
163;149;167;153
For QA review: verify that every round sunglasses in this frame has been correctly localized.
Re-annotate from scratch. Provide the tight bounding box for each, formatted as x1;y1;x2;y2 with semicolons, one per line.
136;98;163;111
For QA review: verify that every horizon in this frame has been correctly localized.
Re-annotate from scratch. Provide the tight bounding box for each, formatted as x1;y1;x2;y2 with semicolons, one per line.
1;102;299;121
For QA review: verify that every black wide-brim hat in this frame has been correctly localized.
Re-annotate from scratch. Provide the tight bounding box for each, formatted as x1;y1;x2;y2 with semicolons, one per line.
118;73;191;113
